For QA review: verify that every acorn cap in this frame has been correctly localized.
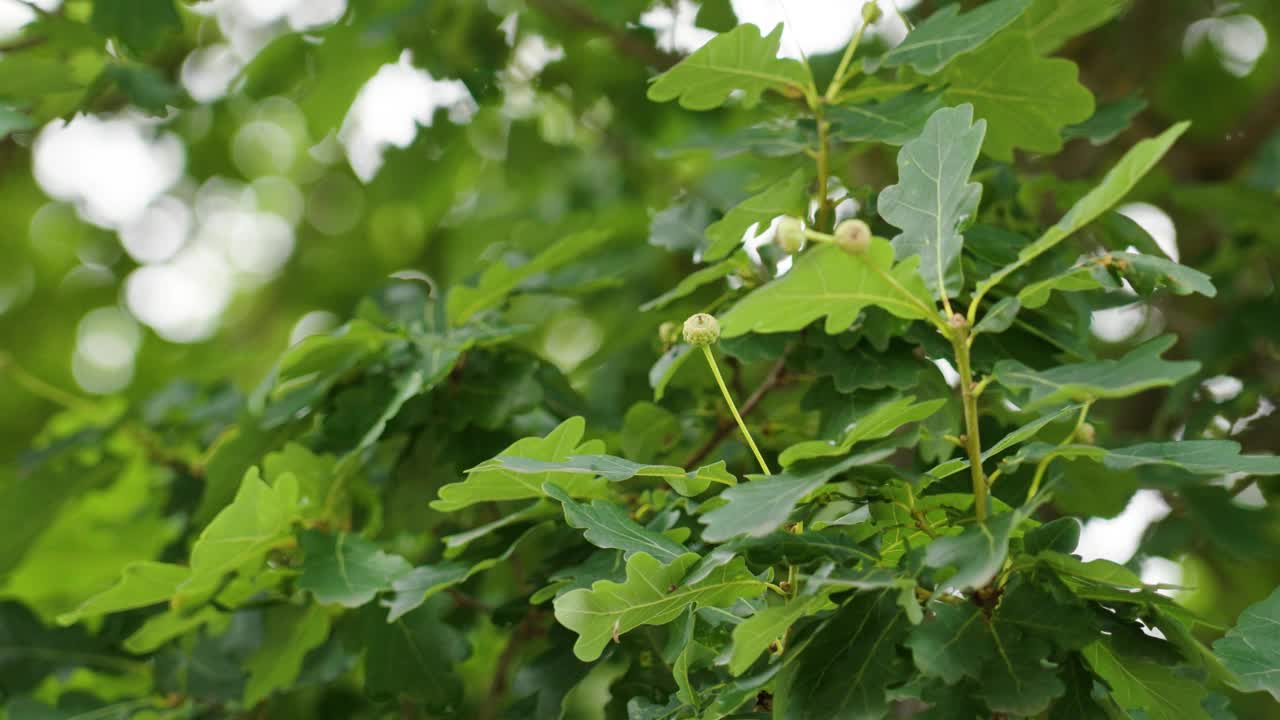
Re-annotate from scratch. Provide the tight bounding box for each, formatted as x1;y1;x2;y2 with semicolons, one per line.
682;313;721;346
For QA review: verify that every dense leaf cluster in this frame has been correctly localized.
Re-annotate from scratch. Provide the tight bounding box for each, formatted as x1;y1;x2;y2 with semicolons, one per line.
2;1;1280;719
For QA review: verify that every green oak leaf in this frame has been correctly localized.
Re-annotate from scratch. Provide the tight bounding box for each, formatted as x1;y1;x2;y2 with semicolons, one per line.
1213;584;1280;700
1065;95;1149;145
972;296;1021;335
0;103;36;140
650;343;695;402
124;606;224;654
553;552;764;661
996;579;1097;651
779;395;945;466
647;24;809;110
387;524;551;621
362;603;466;705
243;604;331;706
1051;655;1110;719
90;0;181;53
906;602;994;684
942;32;1093;161
975;121;1189;298
181;468;300;596
1023;517;1082;555
1114;251;1217;297
57;562;190;624
1019;251;1214;308
775;590;908;719
703;170;810;261
431;417;607;511
993;335;1200;411
1005;439;1280;479
880;0;1031;75
1040;551;1144;589
1083;639;1211;720
924;509;1024;590
812;339;922;393
828;88;945;146
1015;0;1129;54
297;530;412;608
878;104;986;300
728;592;828;676
544;483;689;562
447;229;612;325
700;451;889;542
977;626;1066;716
477;454;735;497
640;252;747;311
719;241;933;337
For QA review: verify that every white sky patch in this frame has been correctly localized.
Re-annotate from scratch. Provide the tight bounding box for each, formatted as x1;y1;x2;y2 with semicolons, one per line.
731;0;918;58
640;0;716;53
125;244;234;343
33;115;185;230
1091;302;1148;343
1076;489;1171;564
1118;202;1179;261
1185;14;1268;77
339;50;476;181
1201;374;1244;403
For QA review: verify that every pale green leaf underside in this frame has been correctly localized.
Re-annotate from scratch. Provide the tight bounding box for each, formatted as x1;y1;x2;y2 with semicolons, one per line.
994;335;1199;411
878;103;986;299
647;23;809;111
545;483;689;563
719;240;933;337
1004;439;1280;478
1213;585;1280;700
828;88;944;146
880;0;1031;75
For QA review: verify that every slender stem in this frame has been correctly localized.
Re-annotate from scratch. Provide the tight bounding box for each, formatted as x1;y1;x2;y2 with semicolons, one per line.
683;350;788;468
815;109;833;232
952;336;987;522
0;352;93;411
701;345;771;475
1024;402;1093;502
825;16;870;102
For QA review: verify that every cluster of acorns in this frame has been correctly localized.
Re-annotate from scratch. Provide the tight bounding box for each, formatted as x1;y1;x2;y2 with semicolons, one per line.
774;216;871;256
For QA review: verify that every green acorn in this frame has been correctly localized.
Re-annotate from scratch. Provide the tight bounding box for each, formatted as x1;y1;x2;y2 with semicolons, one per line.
833;219;871;255
682;313;721;346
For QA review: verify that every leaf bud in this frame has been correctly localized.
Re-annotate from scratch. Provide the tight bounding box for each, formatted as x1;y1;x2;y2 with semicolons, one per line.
775;216;805;254
862;1;883;24
833;219;871;255
682;313;721;346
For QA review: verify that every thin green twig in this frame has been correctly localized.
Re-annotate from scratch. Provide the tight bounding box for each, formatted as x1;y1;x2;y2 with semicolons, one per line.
701;345;771;475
